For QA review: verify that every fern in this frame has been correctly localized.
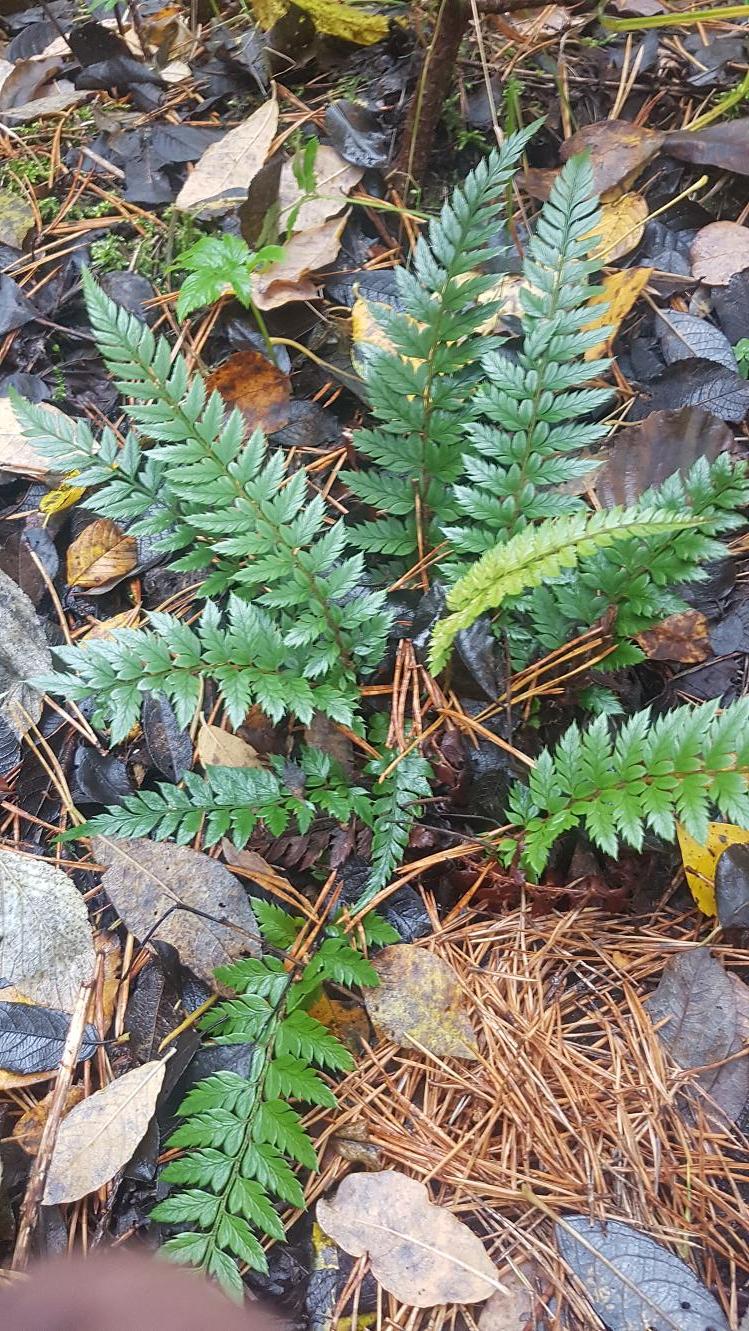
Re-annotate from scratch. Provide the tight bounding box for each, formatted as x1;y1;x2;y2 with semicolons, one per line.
356;749;434;905
344;125;537;562
428;507;703;673
504;698;749;876
74;748;375;845
444;153;612;559
154;906;380;1298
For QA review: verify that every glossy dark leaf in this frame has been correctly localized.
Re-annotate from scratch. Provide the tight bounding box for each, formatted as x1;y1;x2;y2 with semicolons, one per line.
596;406;731;507
72;746;133;807
142;693;193;783
557;1215;729;1331
630;358;749;422
715;844;749;927
0;1002;98;1074
712;268;749;344
325;101;390;169
656;310;737;371
0;276;39;335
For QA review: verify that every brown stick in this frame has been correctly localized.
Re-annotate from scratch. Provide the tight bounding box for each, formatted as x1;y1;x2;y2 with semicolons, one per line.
393;0;470;193
12;964;99;1272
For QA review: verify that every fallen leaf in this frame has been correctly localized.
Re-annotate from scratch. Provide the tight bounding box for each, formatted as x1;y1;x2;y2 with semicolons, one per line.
249;0;391;40
325;101;391;171
0;1002;98;1074
583;266;652;360
308;991;370;1056
279;145;363;232
637;609;710;663
252;214;348;310
221;842;296;895
0;89;87;122
197;722;261;769
677;821;749;915
0;190;34;249
665;119;749;177
630;359;749;424
556;1215;729;1331
39;475;86;516
206;350;291;433
42;1058;167;1205
656;308;738;371
90;931;121;1038
508;4;571;36
0;566;52;738
478;1266;534;1329
0;56;61;112
560;120;664;197
690;221;749;286
0;395;73;478
647;946;749;1125
13;1085;86;1157
363;945;478;1059
83;607;141;641
520;164;558;201
0;849;96;1011
142;692;192;782
589;192;648;262
715;844;749;928
317;1170;500;1307
66;518;138;591
93;837;260;985
175;97;279;216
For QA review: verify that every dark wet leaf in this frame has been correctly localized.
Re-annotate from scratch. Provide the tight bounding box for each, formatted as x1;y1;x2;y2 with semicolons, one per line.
665;119;749;175
709;601;749;655
72;747;132;807
557;1215;729;1331
142;693;192;783
78;56;164;93
0;524;58;607
656;309;737;371
7;19;60;60
0;1002;98;1075
67;19;130;66
596;406;731;507
147;123;225;165
98;271;155;324
711;268;749;344
647;946;749;1124
0;715;20;778
630;359;749;423
270;398;340;449
239;155;283;247
212;23;270;95
325;100;391;169
0;276;39;335
715;844;749;928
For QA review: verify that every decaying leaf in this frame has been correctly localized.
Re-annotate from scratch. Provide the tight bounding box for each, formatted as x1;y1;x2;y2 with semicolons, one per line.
665;119;749;177
13;1085;86;1157
0;396;73;478
589;192;648;262
595;406;731;507
252;214;348;310
142;693;192;783
560;119;664;197
0;189;34;249
0;1002;98;1075
317;1170;501;1307
279;145;363;232
363;945;478;1059
43;1058;167;1205
66;518;138;591
690;221;749;286
206;350;291;433
197;722;261;769
248;0;391;41
0;566;52;738
93;837;260;984
656;308;737;371
175;97;279;216
478;1266;534;1330
583;266;652;360
676;821;749;915
557;1215;729;1331
637;609;710;663
714;843;749;928
0;850;96;1012
647;946;749;1125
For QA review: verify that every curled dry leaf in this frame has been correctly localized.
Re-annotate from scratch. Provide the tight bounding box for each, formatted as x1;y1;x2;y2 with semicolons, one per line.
560;119;664;197
175;97;279;216
676;821;749;916
66;518;138;591
637;609;710;663
589;192;648;263
279;145;363;233
205;349;291;434
363;945;478;1059
197;721;261;769
42;1058;167;1205
317;1170;500;1307
93;837;260;984
0;849;96;1012
0;567;52;738
690;221;749;286
252;214;348;311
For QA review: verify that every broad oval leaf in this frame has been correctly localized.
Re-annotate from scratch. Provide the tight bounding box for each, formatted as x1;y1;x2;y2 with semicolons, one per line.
0;850;96;1012
363;945;478;1060
0;1001;98;1074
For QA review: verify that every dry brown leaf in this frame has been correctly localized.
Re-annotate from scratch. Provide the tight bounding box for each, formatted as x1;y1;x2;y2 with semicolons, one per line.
317;1170;501;1307
308;991;370;1056
0;567;52;739
589;192;648;263
363;945;478;1059
560;120;664;197
279;145;363;232
690;221;749;286
478;1266;535;1329
252;214;348;310
89;930;122;1038
205;350;290;434
43;1058;167;1204
13;1085;85;1157
520;164;558;201
196;721;262;769
637;609;711;664
221;841;297;894
66;518;138;591
0;396;72;478
175;97;278;216
93;837;260;984
0;850;96;1012
82;608;142;641
584;267;652;360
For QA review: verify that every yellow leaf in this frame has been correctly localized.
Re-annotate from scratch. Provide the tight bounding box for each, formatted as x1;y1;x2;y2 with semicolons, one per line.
39;473;86;517
588;192;648;263
66;518;138;591
676;821;749;916
584;266;652;360
248;0;285;23
248;0;393;41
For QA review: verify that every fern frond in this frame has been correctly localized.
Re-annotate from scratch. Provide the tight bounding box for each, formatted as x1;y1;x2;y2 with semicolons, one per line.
444;153;612;559
356;748;434;905
429;507;702;673
344;126;537;563
506;698;749;875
